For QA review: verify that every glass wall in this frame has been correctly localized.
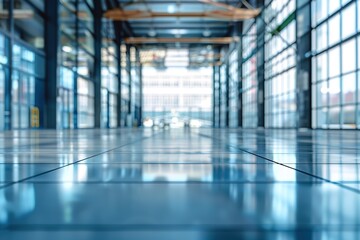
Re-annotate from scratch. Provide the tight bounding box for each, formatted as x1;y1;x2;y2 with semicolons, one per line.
264;0;297;128
77;0;95;128
213;65;220;127
58;1;76;129
131;47;141;126
0;33;7;130
120;44;130;126
11;44;40;129
220;62;227;127
242;21;258;128
58;0;95;129
1;0;45;130
101;22;119;128
142;49;212;128
311;0;360;129
77;77;94;128
228;46;239;127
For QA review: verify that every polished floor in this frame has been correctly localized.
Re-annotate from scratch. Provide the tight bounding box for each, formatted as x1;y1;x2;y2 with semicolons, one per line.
0;128;360;239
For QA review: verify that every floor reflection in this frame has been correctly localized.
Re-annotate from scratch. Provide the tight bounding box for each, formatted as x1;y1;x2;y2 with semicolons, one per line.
0;128;359;239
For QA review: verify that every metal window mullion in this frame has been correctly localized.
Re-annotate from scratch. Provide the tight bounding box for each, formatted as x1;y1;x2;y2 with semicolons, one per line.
339;1;344;129
356;0;360;129
73;0;79;129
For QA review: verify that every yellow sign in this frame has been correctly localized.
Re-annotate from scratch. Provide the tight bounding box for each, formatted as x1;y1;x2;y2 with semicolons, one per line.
30;107;40;128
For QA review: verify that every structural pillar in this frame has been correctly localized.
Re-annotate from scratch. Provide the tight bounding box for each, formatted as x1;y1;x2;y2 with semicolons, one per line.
296;1;312;128
256;12;265;128
117;43;122;127
126;45;132;127
139;61;143;127
93;0;102;128
225;51;230;127
44;0;59;129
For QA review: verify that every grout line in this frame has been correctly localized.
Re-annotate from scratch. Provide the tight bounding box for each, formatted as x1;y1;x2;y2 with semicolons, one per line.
196;132;360;194
3;223;360;231
0;132;161;190
0;180;344;184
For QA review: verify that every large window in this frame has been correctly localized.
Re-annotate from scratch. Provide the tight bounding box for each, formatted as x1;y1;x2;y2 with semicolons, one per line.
242;22;258;128
58;0;95;129
101;23;119;128
228;47;239;127
78;77;94;128
142;49;212;128
264;0;297;128
213;66;220;127
0;33;7;130
220;63;227;127
120;44;130;126
311;0;359;129
11;43;41;129
131;47;141;126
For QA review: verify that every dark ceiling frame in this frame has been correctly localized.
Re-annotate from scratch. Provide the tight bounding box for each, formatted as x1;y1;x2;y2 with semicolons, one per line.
105;0;135;41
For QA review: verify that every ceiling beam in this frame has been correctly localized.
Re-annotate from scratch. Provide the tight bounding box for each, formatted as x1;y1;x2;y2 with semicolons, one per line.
198;0;240;11
125;37;239;44
104;9;260;21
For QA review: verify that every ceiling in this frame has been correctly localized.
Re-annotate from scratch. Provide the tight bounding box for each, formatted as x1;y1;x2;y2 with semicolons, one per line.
105;0;259;40
103;0;259;68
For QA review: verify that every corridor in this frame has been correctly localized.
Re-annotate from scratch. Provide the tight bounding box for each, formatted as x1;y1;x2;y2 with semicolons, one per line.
1;128;360;239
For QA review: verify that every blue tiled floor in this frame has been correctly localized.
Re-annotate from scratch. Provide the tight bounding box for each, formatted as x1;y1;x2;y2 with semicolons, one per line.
1;128;360;239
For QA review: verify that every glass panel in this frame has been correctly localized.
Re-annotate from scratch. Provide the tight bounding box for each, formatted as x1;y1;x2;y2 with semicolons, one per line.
78;48;94;78
0;33;8;64
341;3;356;39
315;0;328;24
0;66;5;129
316;52;327;81
329;0;340;14
328;14;340;46
316;23;327;51
328;47;340;78
343;105;356;128
342;73;356;104
341;39;356;74
328;78;340;106
328;107;340;127
12;105;19;128
317;81;328;107
20;105;29;128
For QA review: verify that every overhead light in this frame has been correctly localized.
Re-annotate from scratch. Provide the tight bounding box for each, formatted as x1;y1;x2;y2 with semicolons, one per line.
148;29;157;37
167;5;176;13
203;29;211;37
170;29;187;35
62;46;72;53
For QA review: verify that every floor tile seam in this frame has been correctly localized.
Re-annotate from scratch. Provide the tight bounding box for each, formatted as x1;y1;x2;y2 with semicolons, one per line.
239;135;360;151
221;134;360;151
200;131;360;150
0;181;346;184
2;224;360;231
0;131;162;190
3;162;360;165
196;132;360;194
